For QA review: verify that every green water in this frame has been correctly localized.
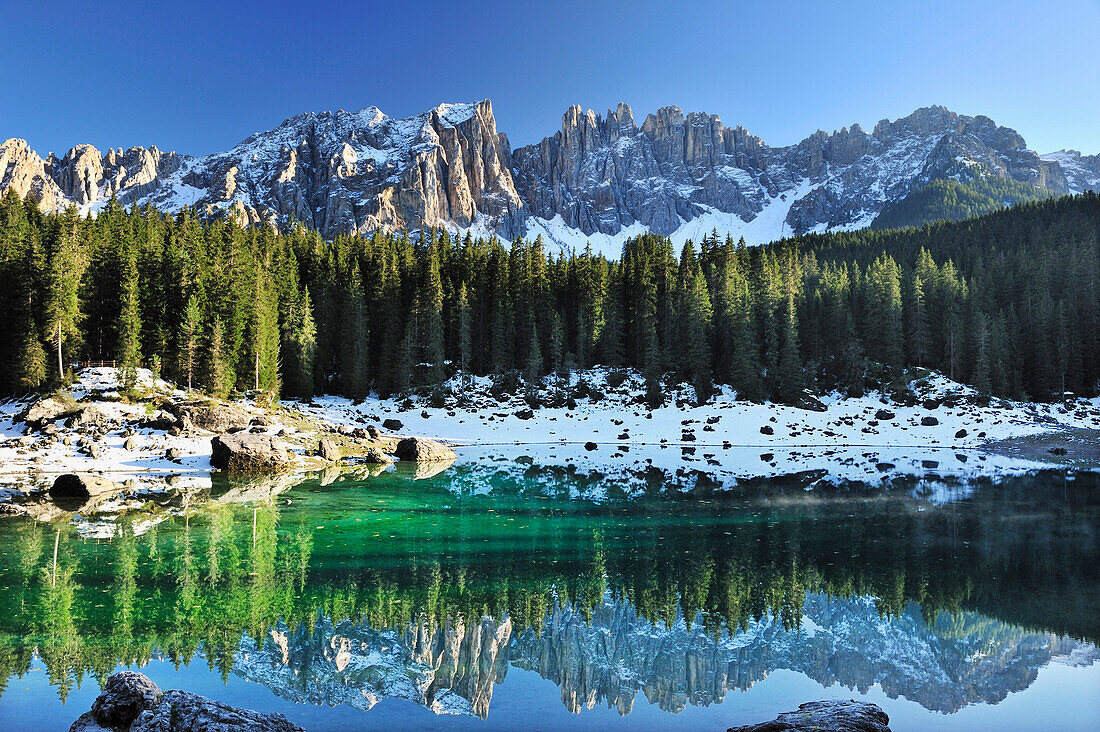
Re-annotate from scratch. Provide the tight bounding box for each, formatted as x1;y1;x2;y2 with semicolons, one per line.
0;457;1098;730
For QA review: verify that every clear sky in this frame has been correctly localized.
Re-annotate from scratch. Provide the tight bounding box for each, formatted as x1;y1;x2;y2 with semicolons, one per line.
3;0;1097;158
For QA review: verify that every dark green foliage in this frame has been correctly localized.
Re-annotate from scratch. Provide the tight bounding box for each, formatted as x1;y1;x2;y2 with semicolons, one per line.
0;192;1096;402
873;176;1053;230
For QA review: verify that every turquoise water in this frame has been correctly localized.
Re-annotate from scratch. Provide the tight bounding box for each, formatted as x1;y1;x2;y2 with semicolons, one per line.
0;454;1098;730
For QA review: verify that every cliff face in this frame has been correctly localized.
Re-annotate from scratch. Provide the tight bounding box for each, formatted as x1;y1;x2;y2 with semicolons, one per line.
225;593;1097;720
3;101;1097;248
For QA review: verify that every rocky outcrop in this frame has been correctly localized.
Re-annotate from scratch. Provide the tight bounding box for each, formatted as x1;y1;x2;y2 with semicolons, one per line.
69;670;303;732
210;434;291;471
394;436;456;463
21;395;79;429
727;700;891;732
172;402;252;433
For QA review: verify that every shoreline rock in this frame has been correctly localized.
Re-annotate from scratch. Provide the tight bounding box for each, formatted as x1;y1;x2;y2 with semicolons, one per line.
727;699;890;732
70;670;303;732
210;434;291;472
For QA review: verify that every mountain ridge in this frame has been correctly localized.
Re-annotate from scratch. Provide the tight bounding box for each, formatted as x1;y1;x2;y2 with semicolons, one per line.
2;100;1097;253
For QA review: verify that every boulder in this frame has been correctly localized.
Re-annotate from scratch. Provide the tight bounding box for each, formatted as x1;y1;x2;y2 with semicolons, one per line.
875;409;895;421
69;671;303;732
210;434;291;472
394;436;456;463
955;429;968;438
51;473;121;501
123;437;139;451
922;398;940;410
515;408;535;420
727;700;891;732
165;447;183;460
920;416;939;426
172;403;252;433
382;418;404;431
584;441;598;451
22;396;78;429
362;447;394;464
88;671;162;729
317;438;341;462
794;391;828;412
68;405;109;429
760;425;774;435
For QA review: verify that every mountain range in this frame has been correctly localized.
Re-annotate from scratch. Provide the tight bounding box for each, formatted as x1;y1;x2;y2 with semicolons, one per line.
226;593;1098;720
2;100;1098;254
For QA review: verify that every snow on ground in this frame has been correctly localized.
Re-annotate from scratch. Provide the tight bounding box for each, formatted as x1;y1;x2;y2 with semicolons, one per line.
1;367;1096;505
0;368;302;491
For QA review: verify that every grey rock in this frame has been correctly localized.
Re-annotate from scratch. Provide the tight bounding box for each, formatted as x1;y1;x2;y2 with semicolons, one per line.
394;436;456;463
68;404;109;428
382;418;404;431
210;434;291;472
172;403;252;433
165;447;183;460
362;446;394;464
88;670;162;729
123;437;139;451
921;416;939;426
21;395;78;429
875;409;896;421
318;438;341;462
69;671;303;732
727;699;890;731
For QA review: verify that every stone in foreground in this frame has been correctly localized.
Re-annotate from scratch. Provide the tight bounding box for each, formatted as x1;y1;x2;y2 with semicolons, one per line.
50;473;121;501
70;670;303;732
210;434;290;472
394;436;456;463
727;700;890;732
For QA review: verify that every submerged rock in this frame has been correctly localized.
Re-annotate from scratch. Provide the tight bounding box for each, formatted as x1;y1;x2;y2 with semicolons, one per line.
210;434;291;472
394;436;456;463
727;700;891;732
69;671;303;732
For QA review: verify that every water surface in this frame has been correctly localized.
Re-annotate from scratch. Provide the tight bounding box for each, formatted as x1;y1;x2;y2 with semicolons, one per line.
1;453;1097;730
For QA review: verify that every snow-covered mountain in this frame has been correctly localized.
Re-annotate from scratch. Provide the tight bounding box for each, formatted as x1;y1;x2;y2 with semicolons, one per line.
225;593;1097;719
3;102;1097;254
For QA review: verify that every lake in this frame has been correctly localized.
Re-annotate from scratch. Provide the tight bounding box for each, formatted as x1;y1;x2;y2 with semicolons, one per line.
1;449;1098;731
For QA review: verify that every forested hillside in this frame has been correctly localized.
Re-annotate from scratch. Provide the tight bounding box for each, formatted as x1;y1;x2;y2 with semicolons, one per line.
871;176;1053;230
0;191;1096;404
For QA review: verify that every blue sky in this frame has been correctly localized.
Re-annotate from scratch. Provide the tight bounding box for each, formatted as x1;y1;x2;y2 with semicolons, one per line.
3;0;1097;157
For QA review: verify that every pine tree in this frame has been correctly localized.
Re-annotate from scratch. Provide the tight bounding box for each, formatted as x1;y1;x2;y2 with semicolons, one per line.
44;210;86;383
15;319;47;391
776;293;804;403
455;283;472;374
179;295;203;391
117;249;142;390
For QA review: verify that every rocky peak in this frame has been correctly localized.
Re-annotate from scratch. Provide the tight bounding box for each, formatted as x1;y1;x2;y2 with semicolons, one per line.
1;100;1094;250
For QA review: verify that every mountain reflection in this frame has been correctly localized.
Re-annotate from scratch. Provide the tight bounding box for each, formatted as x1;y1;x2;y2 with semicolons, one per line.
0;468;1096;719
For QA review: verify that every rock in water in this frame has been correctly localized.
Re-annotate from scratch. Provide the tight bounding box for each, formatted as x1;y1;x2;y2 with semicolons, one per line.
210;434;290;472
394;436;456;463
727;700;891;732
317;438;341;462
50;473;121;501
69;671;303;732
88;671;162;729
